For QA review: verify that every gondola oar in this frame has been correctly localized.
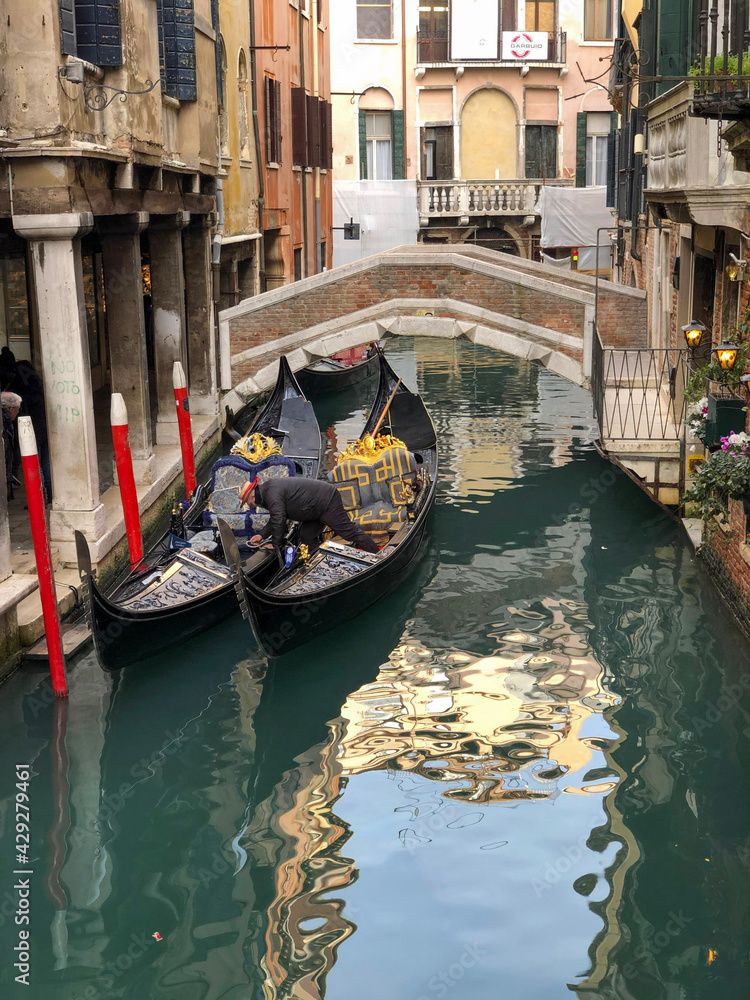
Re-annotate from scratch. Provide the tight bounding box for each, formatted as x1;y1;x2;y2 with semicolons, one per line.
370;378;402;437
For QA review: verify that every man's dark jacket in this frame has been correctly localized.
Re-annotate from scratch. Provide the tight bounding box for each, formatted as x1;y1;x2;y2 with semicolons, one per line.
255;478;338;547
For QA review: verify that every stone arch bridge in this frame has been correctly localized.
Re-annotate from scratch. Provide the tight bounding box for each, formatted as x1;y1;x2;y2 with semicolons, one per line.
220;244;647;406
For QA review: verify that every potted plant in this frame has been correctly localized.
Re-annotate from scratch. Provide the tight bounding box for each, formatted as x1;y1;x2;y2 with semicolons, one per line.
684;317;750;449
683;431;750;532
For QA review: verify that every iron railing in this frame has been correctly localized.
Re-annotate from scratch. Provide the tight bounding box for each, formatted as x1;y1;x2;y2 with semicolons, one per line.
691;0;750;119
592;330;690;441
416;29;566;65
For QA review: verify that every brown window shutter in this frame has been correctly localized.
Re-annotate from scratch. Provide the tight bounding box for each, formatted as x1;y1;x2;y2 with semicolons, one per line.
501;0;516;31
264;77;273;164
322;100;333;168
292;87;309;166
306;94;321;167
274;80;282;163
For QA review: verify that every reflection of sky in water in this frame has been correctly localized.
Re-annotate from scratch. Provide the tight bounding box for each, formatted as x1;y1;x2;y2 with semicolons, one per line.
290;601;624;1000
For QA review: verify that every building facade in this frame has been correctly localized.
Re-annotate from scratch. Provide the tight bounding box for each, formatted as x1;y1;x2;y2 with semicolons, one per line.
253;0;333;288
331;0;615;263
607;0;750;630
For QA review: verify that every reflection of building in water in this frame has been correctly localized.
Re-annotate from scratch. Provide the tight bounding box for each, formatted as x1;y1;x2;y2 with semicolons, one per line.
337;600;619;802
244;720;357;1000
242;600;636;998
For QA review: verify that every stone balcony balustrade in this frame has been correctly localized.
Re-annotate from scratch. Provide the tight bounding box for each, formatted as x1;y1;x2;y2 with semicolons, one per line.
417;178;573;226
645;82;750;229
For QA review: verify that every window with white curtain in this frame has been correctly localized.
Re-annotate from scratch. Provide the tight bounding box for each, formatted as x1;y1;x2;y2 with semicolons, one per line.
366;112;393;180
585;112;611;186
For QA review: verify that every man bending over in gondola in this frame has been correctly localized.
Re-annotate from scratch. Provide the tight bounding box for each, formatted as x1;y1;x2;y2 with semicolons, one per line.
239;477;380;554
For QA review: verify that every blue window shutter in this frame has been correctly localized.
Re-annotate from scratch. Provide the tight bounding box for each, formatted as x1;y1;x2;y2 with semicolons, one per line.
175;0;197;101
159;0;197;101
59;0;77;56
211;0;222;107
74;1;122;67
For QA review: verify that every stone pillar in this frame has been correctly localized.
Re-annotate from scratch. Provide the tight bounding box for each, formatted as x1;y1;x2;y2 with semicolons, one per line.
183;217;218;414
99;213;155;483
148;212;189;444
12;213;105;558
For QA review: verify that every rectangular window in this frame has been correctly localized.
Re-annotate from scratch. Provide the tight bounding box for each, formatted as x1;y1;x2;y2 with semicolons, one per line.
421;126;453;180
58;0;123;66
357;0;392;39
525;124;557;178
584;0;612;41
294;248;303;282
585;111;611;185
291;90;332;168
264;77;282;165
525;0;556;35
366;112;393;180
419;3;450;61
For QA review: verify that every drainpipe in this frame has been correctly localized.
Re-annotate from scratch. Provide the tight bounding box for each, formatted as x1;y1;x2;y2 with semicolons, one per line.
312;0;321;272
299;0;309;276
249;0;266;291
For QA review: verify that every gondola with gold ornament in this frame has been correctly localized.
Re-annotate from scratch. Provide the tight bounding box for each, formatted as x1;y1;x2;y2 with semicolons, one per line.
76;357;321;670
219;351;438;656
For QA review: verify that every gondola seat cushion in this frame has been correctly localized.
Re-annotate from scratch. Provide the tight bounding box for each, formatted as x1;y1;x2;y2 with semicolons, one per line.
186;530;220;557
203;455;296;548
327;446;417;539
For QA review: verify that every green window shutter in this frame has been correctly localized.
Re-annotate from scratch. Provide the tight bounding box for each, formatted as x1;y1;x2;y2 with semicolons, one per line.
359;109;367;179
575;112;587;187
392;110;405;179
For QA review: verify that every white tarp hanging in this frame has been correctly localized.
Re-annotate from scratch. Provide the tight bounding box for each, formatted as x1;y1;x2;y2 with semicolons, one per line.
332;180;418;267
537;185;613;270
541;252;573;269
451;0;499;60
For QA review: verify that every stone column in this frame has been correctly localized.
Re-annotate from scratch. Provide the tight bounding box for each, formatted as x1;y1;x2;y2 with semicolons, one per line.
183;217;218;414
148;212;189;444
12;213;104;559
99;213;155;483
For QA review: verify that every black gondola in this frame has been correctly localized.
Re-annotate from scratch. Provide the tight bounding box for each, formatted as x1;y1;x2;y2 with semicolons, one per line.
220;351;438;656
296;344;381;395
76;357;321;670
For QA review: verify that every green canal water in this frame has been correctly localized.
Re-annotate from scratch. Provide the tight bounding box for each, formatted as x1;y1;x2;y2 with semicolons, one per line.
1;338;749;1000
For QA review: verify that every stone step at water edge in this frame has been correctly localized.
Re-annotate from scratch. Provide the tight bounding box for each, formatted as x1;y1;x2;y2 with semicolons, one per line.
16;567;84;647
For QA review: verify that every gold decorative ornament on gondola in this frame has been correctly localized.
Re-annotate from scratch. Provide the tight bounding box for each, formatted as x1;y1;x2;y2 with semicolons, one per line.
334;433;408;465
230;432;281;463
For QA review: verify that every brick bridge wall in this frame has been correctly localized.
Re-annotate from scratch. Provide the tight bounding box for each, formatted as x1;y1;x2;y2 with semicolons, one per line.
220;246;648;395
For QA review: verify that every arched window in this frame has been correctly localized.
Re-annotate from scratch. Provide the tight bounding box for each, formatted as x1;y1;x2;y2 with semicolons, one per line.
238;50;250;159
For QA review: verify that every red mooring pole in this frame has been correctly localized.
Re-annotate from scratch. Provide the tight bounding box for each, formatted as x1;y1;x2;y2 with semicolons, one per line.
173;361;196;497
17;417;67;698
110;393;143;569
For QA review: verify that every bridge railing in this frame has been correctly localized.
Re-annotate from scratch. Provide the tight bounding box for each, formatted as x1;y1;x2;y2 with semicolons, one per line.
592;328;690;441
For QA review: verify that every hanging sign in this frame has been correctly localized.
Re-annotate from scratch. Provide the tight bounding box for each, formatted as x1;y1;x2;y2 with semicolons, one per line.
501;31;549;60
451;0;499;60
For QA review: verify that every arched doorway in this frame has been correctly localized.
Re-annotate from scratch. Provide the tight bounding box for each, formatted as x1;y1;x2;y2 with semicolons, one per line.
469;227;522;255
461;89;517;180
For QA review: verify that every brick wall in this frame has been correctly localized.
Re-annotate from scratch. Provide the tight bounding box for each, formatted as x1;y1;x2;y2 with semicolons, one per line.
227;257;648;358
703;499;750;641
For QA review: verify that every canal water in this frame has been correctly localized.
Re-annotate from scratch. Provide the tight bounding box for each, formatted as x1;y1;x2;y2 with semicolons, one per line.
1;338;749;1000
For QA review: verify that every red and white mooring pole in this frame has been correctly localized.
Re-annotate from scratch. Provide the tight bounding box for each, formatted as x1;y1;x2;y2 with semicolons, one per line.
17;417;67;698
110;393;143;569
173;361;196;498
